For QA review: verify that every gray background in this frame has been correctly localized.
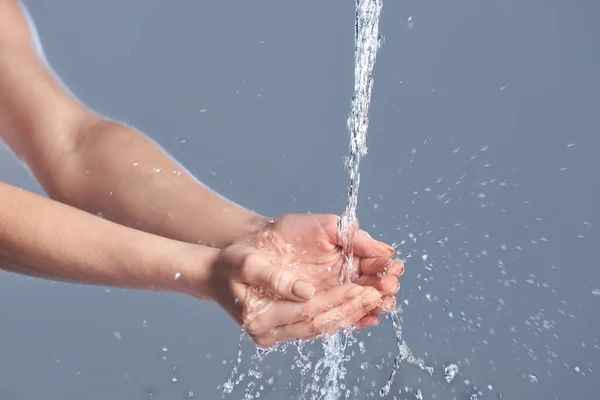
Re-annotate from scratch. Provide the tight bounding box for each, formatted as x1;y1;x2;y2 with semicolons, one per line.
1;0;598;399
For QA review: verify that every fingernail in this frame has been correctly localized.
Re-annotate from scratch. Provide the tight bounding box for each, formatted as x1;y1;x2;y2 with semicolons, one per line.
389;259;404;276
292;281;315;300
380;242;395;253
361;290;383;308
394;280;400;293
345;286;364;299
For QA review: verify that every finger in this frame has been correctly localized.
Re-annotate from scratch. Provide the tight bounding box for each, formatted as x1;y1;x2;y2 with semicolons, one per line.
371;295;396;315
353;229;396;258
359;257;404;277
304;302;380;340
318;214;359;247
354;274;400;296
244;283;365;335
355;314;380;330
317;214;395;258
241;253;316;302
258;289;382;347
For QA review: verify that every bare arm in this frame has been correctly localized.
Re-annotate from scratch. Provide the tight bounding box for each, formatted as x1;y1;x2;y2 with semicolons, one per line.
0;1;392;343
0;181;315;303
0;182;215;296
0;0;265;248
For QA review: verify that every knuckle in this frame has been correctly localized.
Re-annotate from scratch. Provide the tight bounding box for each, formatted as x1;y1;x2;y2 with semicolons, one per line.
244;252;261;268
268;269;291;293
324;214;341;228
267;269;281;290
244;317;265;335
297;304;312;319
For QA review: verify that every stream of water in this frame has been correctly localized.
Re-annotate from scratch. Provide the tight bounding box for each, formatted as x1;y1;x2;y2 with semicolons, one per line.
222;1;434;398
337;0;383;286
331;1;434;398
322;0;384;399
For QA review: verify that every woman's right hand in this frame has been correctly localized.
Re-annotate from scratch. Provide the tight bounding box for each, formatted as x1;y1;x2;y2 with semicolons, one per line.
200;243;384;348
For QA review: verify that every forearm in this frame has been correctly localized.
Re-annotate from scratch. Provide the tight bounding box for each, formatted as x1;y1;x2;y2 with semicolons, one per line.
0;182;216;295
45;118;268;248
0;0;264;248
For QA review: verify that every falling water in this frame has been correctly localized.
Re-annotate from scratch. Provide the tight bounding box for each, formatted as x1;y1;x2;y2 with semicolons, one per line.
379;311;434;397
223;1;433;398
332;0;434;398
338;0;383;286
322;1;383;399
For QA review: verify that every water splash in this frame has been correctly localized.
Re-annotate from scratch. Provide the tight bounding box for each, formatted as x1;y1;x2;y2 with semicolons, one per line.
222;329;246;395
444;363;460;383
379;311;434;397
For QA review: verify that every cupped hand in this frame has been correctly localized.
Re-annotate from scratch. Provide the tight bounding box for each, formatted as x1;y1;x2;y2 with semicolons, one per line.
205;213;404;347
247;214;404;325
207;243;384;348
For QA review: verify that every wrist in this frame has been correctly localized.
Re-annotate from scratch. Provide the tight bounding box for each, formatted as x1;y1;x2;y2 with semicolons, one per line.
215;212;271;248
244;213;272;237
163;242;221;300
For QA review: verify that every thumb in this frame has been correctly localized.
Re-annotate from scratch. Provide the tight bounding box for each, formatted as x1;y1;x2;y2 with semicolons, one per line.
240;253;316;302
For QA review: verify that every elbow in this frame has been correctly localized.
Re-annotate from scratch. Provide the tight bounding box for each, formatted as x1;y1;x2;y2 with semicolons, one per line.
29;112;105;204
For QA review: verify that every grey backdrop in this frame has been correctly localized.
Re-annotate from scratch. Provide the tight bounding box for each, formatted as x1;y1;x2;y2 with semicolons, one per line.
1;1;598;399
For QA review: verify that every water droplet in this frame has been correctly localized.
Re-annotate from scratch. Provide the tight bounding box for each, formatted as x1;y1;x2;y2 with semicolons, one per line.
444;363;459;383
